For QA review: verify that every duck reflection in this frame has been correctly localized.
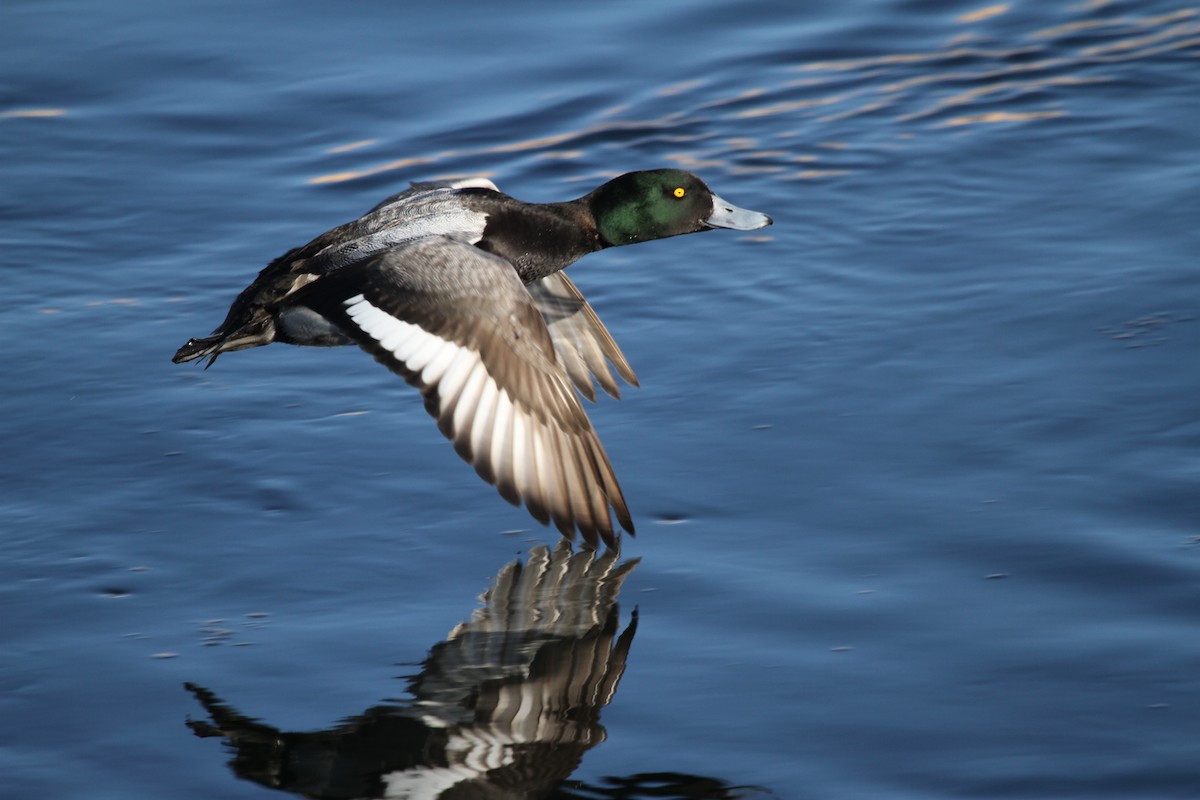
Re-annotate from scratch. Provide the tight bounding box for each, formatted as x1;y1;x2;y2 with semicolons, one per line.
187;543;647;798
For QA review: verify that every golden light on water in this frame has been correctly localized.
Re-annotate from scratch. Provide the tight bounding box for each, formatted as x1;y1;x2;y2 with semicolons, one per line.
304;4;1199;187
938;110;1067;128
325;139;377;154
0;108;67;119
956;5;1011;24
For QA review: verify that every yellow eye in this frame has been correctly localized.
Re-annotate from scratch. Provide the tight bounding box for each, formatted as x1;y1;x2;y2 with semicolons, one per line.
673;187;686;198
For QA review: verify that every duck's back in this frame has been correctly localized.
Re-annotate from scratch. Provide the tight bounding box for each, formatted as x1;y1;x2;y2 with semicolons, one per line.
304;179;503;274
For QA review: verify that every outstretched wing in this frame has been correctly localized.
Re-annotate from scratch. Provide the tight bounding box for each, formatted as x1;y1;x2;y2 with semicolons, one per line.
289;236;634;550
527;272;639;402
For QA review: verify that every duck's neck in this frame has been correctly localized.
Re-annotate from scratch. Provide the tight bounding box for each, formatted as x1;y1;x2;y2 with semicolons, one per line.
477;200;605;284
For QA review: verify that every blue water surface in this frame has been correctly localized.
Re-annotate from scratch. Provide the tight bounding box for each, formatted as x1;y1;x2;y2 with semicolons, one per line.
3;0;1199;797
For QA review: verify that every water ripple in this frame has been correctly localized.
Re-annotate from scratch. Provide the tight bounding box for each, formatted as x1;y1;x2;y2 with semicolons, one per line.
308;3;1199;188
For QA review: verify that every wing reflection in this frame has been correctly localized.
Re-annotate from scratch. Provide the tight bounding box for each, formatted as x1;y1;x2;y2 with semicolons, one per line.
186;543;651;798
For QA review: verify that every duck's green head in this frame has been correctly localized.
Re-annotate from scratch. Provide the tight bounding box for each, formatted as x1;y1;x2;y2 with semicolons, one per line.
586;169;772;247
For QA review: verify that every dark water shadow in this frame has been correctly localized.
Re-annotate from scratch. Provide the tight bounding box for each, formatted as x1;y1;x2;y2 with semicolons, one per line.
185;543;772;799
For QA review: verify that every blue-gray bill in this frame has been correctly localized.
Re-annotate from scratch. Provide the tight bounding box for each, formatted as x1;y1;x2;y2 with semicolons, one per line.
704;193;773;230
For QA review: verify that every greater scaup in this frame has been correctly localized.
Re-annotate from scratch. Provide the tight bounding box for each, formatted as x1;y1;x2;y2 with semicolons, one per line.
174;169;772;550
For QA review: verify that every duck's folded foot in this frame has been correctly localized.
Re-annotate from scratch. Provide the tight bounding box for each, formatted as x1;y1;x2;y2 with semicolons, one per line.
173;321;277;367
172;335;225;366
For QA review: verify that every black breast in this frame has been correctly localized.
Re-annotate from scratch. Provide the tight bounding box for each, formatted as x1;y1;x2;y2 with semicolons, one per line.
474;199;603;284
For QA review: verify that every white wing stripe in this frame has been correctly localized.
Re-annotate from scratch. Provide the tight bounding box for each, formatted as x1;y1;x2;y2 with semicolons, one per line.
536;425;561;520
390;328;428;362
511;410;532;501
470;377;499;459
344;296;477;382
491;390;515;495
421;341;460;385
438;350;478;402
453;365;489;438
347;297;415;355
405;334;448;371
380;322;414;353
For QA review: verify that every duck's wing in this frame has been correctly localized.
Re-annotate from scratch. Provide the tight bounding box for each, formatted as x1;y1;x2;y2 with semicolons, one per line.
289;236;634;550
527;273;639;402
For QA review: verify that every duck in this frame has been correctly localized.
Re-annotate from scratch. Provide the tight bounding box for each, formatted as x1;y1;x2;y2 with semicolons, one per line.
173;169;772;551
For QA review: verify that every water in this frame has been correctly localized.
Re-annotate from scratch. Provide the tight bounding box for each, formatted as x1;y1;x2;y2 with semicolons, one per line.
3;0;1199;797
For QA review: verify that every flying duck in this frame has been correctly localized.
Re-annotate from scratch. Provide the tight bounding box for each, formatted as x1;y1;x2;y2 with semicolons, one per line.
174;169;772;550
